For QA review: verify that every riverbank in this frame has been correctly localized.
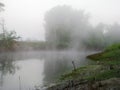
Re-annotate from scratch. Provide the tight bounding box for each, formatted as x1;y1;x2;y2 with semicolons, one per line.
46;43;120;90
47;78;120;90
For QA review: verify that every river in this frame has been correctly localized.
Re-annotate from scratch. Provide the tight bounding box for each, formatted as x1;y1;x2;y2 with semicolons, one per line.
0;51;94;90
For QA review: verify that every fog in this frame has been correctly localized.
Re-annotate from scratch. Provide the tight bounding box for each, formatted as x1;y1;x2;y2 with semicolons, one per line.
0;51;96;90
2;0;120;41
0;0;120;90
0;0;120;51
44;5;120;50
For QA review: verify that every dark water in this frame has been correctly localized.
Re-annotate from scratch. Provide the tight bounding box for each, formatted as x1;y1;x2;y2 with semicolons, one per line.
0;51;94;90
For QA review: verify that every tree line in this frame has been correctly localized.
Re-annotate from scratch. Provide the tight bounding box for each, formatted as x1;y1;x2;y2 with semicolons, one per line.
0;3;19;51
45;5;120;50
0;4;120;51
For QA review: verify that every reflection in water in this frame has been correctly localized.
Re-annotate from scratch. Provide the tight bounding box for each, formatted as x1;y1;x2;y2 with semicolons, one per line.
0;52;44;90
43;51;90;84
0;53;18;87
0;51;93;90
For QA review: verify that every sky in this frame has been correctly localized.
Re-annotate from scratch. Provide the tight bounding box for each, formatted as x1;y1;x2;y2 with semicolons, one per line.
0;0;120;41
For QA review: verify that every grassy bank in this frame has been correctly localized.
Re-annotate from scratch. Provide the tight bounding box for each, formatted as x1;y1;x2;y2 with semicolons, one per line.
46;43;120;90
60;43;120;82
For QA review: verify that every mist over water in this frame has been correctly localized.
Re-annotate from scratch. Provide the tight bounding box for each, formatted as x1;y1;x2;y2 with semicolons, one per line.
0;1;120;90
0;50;95;90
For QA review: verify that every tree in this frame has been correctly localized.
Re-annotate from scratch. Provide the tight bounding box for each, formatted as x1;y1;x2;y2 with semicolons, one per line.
44;5;91;50
0;20;20;51
105;23;120;46
83;23;107;50
0;3;20;51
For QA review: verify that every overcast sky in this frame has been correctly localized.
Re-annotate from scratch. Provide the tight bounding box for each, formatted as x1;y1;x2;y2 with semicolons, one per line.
1;0;120;41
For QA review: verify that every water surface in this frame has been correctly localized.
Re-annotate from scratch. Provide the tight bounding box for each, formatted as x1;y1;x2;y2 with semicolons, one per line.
0;51;93;90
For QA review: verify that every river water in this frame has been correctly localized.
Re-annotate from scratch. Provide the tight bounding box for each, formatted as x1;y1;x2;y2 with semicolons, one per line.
0;51;93;90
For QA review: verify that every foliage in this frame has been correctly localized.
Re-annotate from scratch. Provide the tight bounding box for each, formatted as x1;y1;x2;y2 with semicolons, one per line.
87;69;120;81
83;23;107;50
0;2;20;51
0;30;20;51
105;23;120;46
60;65;101;81
87;43;120;61
57;43;120;84
105;43;120;51
45;5;90;50
18;41;46;50
45;5;120;50
83;32;105;50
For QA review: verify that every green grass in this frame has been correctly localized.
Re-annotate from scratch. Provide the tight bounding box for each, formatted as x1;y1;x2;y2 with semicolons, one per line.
105;43;120;52
87;43;120;61
60;64;120;82
60;65;102;81
86;43;120;81
59;43;120;83
86;69;120;81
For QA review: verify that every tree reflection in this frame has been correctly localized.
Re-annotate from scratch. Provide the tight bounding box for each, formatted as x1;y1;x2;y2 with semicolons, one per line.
43;56;70;84
43;52;86;84
0;53;18;86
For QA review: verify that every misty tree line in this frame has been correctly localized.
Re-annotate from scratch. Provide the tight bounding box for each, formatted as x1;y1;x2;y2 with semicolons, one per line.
45;5;120;50
0;3;19;51
0;4;120;51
